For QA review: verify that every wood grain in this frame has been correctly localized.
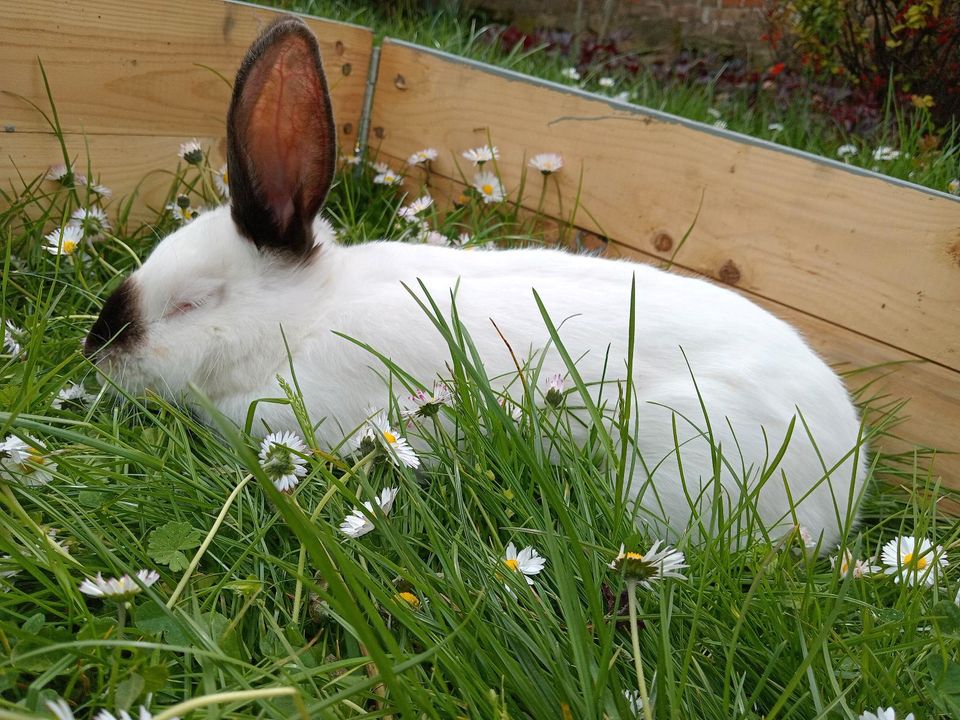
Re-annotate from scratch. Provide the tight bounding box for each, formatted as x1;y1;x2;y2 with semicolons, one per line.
0;0;372;140
385;160;960;491
368;40;960;373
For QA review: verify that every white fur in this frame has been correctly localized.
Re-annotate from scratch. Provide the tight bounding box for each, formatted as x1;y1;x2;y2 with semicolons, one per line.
97;205;867;546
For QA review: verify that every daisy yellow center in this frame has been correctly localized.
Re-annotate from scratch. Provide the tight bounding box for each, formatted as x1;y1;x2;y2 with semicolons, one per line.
903;552;927;569
222;170;229;184
396;591;420;608
623;551;644;561
482;184;494;195
383;430;397;444
21;449;45;473
62;240;77;254
504;558;520;571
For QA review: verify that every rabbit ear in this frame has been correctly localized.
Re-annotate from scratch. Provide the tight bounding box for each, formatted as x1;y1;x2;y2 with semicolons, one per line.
227;17;336;258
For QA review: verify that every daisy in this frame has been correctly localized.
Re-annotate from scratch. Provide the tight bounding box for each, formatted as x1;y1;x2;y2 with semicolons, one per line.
342;153;363;166
796;525;816;550
609;541;688;590
858;708;914;720
831;548;881;578
598;77;615;88
881;535;947;587
456;232;473;246
873;146;900;161
623;689;643;715
394;591;421;609
768;122;785;132
529;153;563;175
707;108;723;119
407;148;438;165
87;182;112;198
258;431;309;492
79;569;160;600
498;396;523;423
405;381;452;419
94;708;168;720
46;699;76;720
213;164;229;198
613;91;631;103
503;542;546;585
3;320;23;355
69;207;110;238
560;67;581;81
545;372;565;407
178;139;204;165
369;161;390;174
0;435;57;485
166;195;201;224
948;178;960;195
713;119;729;130
397;194;433;221
462;145;499;166
373;169;403;186
472;171;505;204
44;225;83;256
837;144;858;158
364;411;420;468
53;383;96;409
339;487;399;538
420;230;449;246
46;164;73;183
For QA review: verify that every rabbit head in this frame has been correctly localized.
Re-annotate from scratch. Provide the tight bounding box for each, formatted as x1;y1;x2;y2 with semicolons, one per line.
84;17;338;402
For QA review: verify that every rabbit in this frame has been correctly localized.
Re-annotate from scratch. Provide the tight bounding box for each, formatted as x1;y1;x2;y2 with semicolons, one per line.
84;17;868;548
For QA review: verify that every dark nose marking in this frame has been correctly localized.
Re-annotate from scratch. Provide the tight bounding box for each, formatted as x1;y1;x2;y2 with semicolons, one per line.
84;278;143;358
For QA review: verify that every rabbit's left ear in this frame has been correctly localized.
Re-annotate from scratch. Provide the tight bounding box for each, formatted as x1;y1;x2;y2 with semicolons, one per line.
227;17;336;258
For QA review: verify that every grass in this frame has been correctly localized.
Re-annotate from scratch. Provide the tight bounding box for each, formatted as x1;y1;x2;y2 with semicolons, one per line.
1;115;960;720
287;0;960;195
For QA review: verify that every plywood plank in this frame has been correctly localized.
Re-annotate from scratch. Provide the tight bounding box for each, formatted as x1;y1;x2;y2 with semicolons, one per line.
368;40;960;373
2;134;225;219
380;161;959;490
0;0;372;141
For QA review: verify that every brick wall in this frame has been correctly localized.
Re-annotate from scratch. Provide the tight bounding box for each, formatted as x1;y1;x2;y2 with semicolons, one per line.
468;0;771;60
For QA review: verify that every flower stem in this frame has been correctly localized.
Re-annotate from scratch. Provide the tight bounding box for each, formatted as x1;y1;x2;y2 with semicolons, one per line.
627;579;654;720
151;687;304;720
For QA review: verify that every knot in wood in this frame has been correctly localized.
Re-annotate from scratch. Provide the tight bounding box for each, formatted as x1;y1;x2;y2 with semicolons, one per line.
342;122;353;135
341;62;352;76
373;126;385;139
652;232;673;252
394;74;407;90
335;40;345;55
718;260;741;285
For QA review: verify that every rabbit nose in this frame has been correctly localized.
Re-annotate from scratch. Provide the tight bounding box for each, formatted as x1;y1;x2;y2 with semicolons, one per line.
84;278;142;358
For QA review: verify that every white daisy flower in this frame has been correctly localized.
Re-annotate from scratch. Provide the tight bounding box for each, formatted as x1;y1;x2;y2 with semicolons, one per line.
831;548;881;578
707;107;723;119
364;411;420;468
0;556;20;588
796;525;816;549
342;153;363;165
0;435;57;485
78;569;159;600
560;67;581;81
166;195;201;224
369;161;390;174
94;708;169;720
948;178;960;195
713;119;729;130
598;77;615;88
53;383;96;410
405;381;452;419
258;431;309;493
609;541;688;590
529;153;564;175
420;230;449;246
881;535;947;587
87;182;112;198
503;542;546;585
373;170;403;186
456;232;473;246
339;487;399;538
472;171;505;204
768;122;785;132
45;528;73;558
397;194;433;221
178;139;204;165
46;164;72;183
407;148;438;165
613;91;631;103
623;689;643;715
213;164;229;198
545;372;566;407
69;207;110;238
498;396;523;423
837;144;859;158
873;146;900;161
858;708;914;720
46;698;76;720
462;145;499;166
44;225;83;256
4;320;24;355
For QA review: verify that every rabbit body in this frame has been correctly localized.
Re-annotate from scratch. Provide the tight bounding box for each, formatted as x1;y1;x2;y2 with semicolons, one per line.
84;18;867;547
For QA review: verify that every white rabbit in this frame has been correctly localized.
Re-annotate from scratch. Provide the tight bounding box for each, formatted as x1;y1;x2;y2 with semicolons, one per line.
85;18;867;547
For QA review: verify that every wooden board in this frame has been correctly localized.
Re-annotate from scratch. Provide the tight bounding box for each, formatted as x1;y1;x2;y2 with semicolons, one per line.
381;161;960;490
0;0;373;214
367;40;960;374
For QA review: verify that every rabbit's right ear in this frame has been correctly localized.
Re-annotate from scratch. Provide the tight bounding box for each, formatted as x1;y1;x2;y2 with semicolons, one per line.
227;17;337;258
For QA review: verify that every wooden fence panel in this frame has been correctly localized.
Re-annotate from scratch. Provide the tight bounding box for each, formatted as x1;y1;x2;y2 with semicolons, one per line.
0;0;373;207
368;40;960;489
368;40;960;374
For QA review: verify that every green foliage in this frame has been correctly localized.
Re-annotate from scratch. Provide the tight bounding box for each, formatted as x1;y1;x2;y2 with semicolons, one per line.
147;521;203;572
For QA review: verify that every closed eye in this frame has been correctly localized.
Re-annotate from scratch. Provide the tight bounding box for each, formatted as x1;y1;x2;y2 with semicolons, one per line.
163;299;203;319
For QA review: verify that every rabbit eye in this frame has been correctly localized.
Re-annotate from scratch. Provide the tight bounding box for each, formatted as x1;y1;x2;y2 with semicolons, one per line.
164;300;201;319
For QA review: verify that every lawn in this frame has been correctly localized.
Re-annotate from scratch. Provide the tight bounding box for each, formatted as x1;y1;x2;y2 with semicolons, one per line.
1;3;960;720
